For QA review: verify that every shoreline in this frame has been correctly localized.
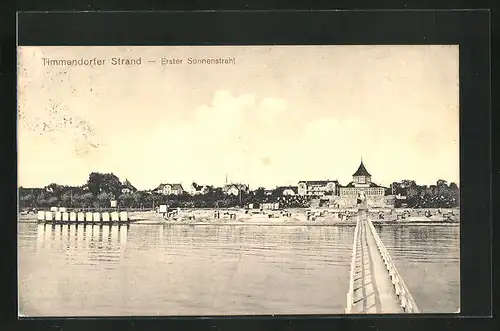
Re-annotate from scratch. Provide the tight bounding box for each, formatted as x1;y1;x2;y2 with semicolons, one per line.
19;218;459;227
18;208;460;226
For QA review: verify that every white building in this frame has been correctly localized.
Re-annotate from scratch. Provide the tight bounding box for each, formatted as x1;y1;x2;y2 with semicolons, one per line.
189;183;209;195
297;180;339;196
121;179;137;194
339;161;385;197
223;184;249;196
276;186;298;196
155;183;184;195
335;161;389;208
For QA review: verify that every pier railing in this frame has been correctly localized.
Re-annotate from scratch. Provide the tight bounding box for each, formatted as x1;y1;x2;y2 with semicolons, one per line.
345;217;360;313
366;219;420;313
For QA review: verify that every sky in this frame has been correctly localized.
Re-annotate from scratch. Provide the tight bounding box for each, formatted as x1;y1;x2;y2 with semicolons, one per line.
17;45;459;190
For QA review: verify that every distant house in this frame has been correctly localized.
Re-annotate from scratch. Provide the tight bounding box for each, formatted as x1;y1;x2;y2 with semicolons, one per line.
223;184;249;196
189;182;209;195
264;189;274;196
277;186;298;196
155;183;184;195
297;180;339;196
121;179;137;194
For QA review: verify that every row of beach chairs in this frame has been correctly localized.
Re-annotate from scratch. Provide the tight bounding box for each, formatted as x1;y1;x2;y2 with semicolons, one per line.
38;210;128;222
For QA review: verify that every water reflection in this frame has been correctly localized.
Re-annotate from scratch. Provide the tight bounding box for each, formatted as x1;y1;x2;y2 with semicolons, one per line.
35;223;129;266
36;223;45;253
20;223;459;316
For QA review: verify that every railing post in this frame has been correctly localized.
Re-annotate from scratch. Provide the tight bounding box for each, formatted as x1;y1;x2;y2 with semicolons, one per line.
345;218;360;314
395;278;401;295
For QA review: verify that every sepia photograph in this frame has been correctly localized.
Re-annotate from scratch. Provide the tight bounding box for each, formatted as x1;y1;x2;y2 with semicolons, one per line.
17;45;460;316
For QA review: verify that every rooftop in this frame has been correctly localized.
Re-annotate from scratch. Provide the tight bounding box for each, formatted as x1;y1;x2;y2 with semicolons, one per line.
156;183;184;190
298;180;340;185
353;161;372;177
343;181;384;188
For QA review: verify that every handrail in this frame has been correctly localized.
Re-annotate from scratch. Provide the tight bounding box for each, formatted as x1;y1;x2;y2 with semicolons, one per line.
345;217;360;313
366;219;420;313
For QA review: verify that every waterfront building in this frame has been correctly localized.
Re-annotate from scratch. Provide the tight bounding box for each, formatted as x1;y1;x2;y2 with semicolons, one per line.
155;183;184;195
297;180;340;196
336;161;390;207
339;161;385;197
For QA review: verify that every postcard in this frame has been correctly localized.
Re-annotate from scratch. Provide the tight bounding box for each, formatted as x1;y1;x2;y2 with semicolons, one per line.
18;45;460;316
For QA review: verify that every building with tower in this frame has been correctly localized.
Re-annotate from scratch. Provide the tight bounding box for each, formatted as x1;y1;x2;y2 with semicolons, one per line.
326;160;393;208
339;161;385;198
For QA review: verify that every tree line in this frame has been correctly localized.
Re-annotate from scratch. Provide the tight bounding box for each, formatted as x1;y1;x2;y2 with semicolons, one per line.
18;172;459;210
389;179;459;208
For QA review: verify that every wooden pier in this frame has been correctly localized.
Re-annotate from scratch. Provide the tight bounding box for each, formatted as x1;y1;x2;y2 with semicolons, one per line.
345;211;419;314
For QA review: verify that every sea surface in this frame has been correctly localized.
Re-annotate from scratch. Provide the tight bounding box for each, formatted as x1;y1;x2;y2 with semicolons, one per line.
18;222;459;316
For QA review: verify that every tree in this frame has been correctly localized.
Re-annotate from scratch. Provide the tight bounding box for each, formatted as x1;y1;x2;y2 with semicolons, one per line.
119;193;136;208
449;182;459;191
204;185;214;195
436;179;448;187
390;182;404;196
36;191;49;207
87;172;122;197
253;187;265;198
73;192;94;208
19;193;35;209
60;191;73;207
45;183;63;195
211;187;224;199
131;191;142;208
46;196;58;206
97;192;113;207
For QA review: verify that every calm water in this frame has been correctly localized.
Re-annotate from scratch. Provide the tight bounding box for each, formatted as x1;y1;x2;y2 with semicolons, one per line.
376;224;460;313
18;222;459;316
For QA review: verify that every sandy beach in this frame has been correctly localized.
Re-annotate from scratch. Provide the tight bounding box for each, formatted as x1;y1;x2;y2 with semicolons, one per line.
18;208;459;226
128;208;459;226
